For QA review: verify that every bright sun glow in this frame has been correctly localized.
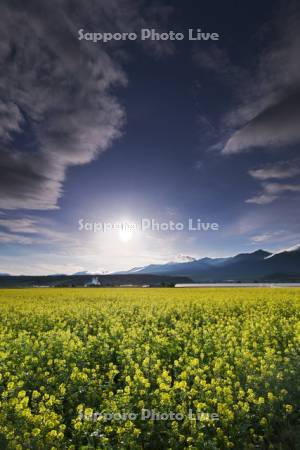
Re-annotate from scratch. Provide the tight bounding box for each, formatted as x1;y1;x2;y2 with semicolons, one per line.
118;228;133;243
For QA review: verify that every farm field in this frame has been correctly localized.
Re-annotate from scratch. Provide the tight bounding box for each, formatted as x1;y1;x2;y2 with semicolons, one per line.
0;288;299;450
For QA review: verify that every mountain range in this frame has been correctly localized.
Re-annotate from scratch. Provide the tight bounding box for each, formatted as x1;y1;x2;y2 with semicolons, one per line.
118;245;300;282
2;246;300;284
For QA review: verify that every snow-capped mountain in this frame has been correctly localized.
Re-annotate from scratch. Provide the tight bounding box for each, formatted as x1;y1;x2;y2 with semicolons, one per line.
119;247;300;282
265;244;300;259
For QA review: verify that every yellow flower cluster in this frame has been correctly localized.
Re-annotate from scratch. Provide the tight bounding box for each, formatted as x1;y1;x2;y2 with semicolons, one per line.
0;287;299;449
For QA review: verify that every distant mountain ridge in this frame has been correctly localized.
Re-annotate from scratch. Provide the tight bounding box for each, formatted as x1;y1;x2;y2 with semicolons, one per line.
2;246;300;284
118;247;300;282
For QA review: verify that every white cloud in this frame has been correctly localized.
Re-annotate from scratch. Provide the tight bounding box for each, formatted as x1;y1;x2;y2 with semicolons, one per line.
249;160;300;180
251;230;285;243
0;231;34;245
246;182;300;204
0;218;39;234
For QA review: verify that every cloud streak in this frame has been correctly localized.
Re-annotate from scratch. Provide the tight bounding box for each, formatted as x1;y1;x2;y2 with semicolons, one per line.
249;160;300;180
246;182;300;205
223;93;300;154
0;216;78;245
222;2;300;154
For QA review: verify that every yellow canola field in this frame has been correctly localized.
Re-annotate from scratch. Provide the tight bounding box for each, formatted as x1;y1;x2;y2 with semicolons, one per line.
0;288;299;449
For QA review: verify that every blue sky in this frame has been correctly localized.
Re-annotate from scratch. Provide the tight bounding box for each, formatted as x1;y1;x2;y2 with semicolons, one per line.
0;0;300;274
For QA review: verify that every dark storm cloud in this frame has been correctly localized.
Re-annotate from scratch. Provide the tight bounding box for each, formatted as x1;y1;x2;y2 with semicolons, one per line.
0;0;173;210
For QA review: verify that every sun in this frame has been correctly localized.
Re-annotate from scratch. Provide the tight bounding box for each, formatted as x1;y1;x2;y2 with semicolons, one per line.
118;228;133;243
